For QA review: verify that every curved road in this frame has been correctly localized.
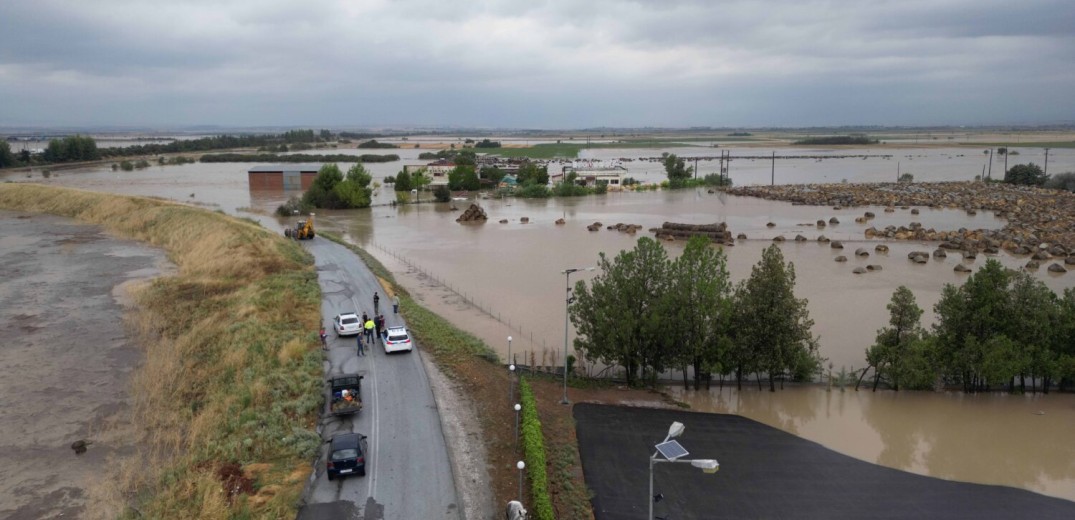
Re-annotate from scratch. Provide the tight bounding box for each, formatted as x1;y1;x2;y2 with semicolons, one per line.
297;238;460;520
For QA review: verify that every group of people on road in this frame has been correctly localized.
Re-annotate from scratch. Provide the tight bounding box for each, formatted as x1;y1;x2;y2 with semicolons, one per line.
319;291;400;354
356;311;387;356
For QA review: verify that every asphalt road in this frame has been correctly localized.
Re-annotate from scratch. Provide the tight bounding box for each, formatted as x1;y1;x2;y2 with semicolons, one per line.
576;403;1075;520
297;237;460;520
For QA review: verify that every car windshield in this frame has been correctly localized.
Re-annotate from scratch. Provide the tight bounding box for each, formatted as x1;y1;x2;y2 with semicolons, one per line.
388;333;408;342
332;448;358;461
341;317;359;325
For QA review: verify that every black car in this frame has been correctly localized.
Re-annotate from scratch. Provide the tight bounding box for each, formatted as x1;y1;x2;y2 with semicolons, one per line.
326;432;368;480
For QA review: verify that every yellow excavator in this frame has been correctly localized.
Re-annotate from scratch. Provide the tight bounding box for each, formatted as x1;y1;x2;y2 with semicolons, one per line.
284;213;315;240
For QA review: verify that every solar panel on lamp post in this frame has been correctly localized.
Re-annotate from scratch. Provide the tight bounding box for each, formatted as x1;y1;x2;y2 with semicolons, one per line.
648;421;719;520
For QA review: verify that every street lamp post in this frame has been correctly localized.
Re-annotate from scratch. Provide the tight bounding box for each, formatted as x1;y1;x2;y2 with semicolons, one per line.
560;267;593;405
648;421;719;520
509;364;516;403
517;460;526;500
514;403;522;451
507;335;513;366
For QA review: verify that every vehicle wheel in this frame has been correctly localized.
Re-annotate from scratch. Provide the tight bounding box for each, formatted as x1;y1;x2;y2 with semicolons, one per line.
327;473;335;481
358;468;366;476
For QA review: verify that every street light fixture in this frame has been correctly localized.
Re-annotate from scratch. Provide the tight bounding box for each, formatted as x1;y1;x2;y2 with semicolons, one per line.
560;266;594;405
648;421;719;520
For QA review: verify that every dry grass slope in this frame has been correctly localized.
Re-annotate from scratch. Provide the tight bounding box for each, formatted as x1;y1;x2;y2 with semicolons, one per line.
0;184;322;519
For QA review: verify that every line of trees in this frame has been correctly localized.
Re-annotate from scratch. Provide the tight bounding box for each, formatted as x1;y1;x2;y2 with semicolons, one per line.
863;259;1075;393
43;135;100;162
199;153;399;163
570;239;821;390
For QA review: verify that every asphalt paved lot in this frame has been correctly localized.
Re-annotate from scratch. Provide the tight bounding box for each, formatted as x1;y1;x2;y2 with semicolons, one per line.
575;403;1075;520
296;237;460;520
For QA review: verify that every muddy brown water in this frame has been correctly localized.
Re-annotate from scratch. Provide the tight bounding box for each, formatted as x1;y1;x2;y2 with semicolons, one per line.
6;144;1075;503
0;211;169;519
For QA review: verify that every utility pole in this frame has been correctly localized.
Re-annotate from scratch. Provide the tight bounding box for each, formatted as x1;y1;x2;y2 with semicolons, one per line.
770;151;775;186
987;149;993;181
1003;147;1009;178
694;157;699;181
1044;148;1050;176
897;161;900;183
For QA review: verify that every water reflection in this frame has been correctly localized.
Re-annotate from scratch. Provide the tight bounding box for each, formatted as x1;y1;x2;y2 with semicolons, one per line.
669;385;1075;501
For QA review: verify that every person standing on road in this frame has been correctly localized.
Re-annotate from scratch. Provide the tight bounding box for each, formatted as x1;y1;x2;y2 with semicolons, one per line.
356;331;365;356
393;295;400;314
364;317;376;345
319;326;328;350
373;292;380;312
374;314;383;342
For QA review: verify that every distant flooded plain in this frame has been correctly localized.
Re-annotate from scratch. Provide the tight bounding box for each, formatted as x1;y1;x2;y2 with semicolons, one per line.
7;144;1075;502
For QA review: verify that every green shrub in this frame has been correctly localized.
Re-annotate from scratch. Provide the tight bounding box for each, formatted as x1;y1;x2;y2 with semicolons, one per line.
519;378;554;520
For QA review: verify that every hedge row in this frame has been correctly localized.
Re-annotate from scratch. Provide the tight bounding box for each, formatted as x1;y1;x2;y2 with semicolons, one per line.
519;378;555;520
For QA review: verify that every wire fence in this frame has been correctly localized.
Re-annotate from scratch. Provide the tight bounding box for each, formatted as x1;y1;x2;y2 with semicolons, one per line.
370;241;552;357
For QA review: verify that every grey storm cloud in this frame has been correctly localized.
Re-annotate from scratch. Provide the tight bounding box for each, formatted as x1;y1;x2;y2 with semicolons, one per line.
1;0;1073;128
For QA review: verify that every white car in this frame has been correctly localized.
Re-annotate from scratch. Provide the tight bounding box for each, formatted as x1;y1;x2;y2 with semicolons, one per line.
333;313;363;337
383;326;413;353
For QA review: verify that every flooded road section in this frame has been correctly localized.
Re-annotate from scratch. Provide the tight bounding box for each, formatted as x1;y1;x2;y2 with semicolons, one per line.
666;385;1075;502
0;211;168;519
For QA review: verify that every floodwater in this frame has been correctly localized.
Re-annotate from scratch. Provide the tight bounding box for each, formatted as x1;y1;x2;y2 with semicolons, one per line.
0;211;169;519
666;385;1075;502
6;144;1075;503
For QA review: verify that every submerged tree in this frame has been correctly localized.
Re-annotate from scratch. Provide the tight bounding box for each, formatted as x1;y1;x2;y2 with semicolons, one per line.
571;237;669;387
730;244;819;391
863;286;925;391
662;236;733;389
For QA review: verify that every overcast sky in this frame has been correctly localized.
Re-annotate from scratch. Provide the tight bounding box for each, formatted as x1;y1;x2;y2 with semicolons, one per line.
2;0;1073;129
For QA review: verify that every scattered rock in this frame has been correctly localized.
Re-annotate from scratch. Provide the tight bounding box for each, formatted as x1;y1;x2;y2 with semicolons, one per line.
71;439;92;455
909;252;929;264
875;244;889;253
795;234;808;242
737;233;748;240
864;211;875;219
773;235;786;242
555;218;565;225
852;266;867;274
817;235;830;243
835;255;848;262
1066;257;1075;265
520;217;529;224
767;222;776;228
817;220;827;228
499;219;508;224
910;208;920;215
1048;263;1067;273
855;248;869;257
831;241;843;249
884;207;895;213
829;217;840;225
867;264;883;271
587;223;601;232
1026;260;1041;270
933;249;947;259
1032;251;1051;261
954;264;972;273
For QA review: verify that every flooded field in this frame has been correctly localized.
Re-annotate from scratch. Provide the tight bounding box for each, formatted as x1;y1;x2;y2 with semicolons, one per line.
0;211;168;519
5;144;1075;503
